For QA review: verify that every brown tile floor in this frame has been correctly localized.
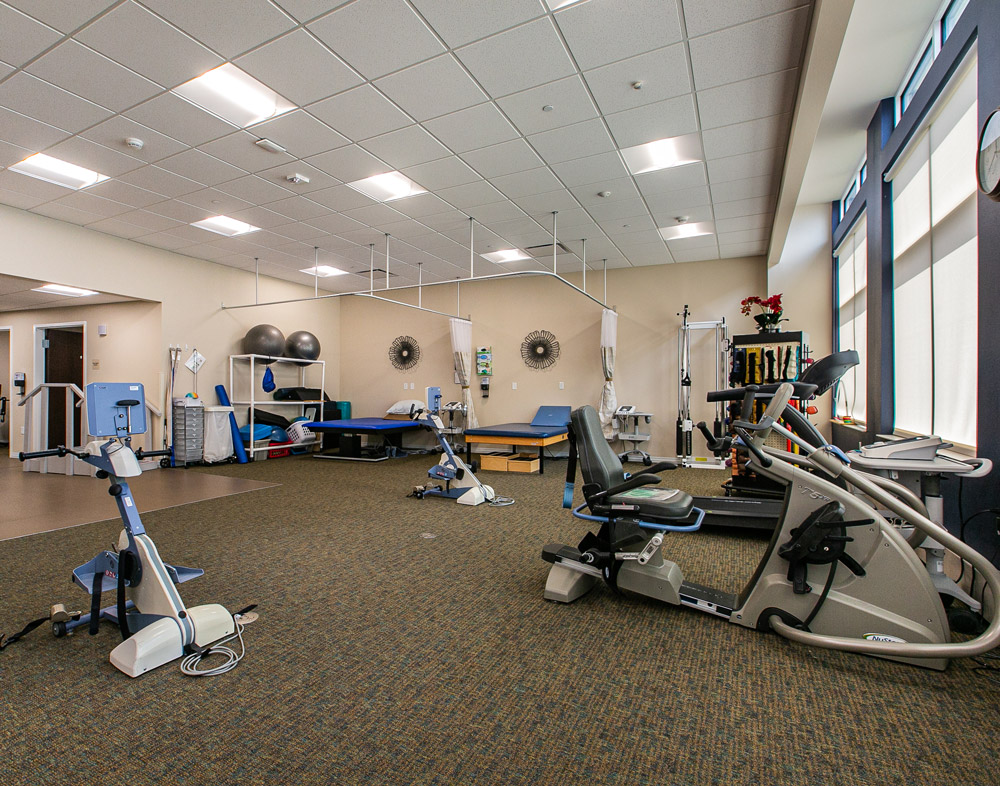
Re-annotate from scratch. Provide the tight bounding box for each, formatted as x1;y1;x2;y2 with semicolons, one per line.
0;457;276;540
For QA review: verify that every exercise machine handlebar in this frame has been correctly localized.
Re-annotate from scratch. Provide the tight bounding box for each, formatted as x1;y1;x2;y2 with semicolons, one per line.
19;446;90;461
134;448;171;460
706;381;818;403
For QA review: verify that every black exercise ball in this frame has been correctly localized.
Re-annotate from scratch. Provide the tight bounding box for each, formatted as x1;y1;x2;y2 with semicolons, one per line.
243;324;285;363
285;330;321;363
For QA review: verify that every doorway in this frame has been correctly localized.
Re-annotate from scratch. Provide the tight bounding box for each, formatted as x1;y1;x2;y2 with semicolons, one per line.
33;322;85;448
0;327;9;447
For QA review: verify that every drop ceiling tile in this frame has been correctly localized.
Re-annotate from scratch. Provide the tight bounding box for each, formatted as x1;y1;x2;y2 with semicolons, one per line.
216;174;294;204
87;217;151;239
464;199;526;224
199;131;293;173
583;44;691;116
126;93;236;147
550;151;629;188
0;73;112;133
338;226;387;246
697;69;799;130
542;207;596;231
586;197;648;223
141;0;297;60
403;156;481;191
513;189;580;214
226;206;289;229
634;162;708;196
119;165;203;198
719;241;767;258
718;227;769;244
251;110;349;159
424;104;520;154
376;218;436;240
308;85;412;142
606;222;659;240
649;203;714;226
0;61;12;79
712;195;777;220
0;107;70;151
145;198;210;223
620;244;670;265
461;138;542;178
707;148;784;185
7;0;117;32
570;177;639;206
277;217;355;239
715;212;773;233
408;0;544;48
605;94;698;149
417;209;475;232
361;126;450;170
306;183;376;212
702;114;791;159
436;180;506;209
179;187;254;213
496;75;597;136
165;223;226;243
0;4;62;67
670;247;719;263
0;139;31;167
689;7;810;91
235;29;362;107
270;0;352;23
308;0;444;80
38;137;144;179
81;117;187;163
138;232;198;250
709;174;776;202
341;202;405;227
306;145;388;183
491;167;562;199
255;161;340;193
261;194;330;221
157;149;247;186
528;118;615;166
555;0;683;71
644;185;712;216
0;187;48;210
26;41;162;113
0;167;72;199
52;190;130;218
76;2;222;89
116;209;181;232
683;0;808;38
374;55;487;122
666;233;718;251
32;201;107;225
456;18;575;98
388;192;453;219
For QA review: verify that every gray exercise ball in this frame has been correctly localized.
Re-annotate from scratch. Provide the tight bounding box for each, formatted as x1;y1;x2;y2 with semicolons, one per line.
243;324;285;363
285;330;321;364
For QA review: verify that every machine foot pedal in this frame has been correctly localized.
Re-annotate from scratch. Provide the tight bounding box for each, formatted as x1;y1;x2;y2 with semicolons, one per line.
678;582;737;618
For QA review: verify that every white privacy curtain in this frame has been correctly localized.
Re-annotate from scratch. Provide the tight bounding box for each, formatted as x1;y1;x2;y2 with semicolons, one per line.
449;317;478;429
598;309;617;439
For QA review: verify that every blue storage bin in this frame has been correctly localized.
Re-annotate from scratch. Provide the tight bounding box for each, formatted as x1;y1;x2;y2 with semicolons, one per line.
239;424;272;444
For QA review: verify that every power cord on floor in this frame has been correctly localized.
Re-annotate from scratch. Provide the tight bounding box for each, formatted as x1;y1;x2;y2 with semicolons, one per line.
179;604;255;678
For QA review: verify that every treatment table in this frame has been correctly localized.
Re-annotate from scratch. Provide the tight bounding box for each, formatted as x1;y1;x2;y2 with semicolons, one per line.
463;406;571;474
308;417;424;462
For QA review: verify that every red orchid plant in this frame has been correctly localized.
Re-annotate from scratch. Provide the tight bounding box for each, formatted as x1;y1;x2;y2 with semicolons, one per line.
740;293;786;331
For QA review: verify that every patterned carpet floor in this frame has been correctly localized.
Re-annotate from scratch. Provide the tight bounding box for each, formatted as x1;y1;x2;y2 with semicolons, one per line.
1;454;997;785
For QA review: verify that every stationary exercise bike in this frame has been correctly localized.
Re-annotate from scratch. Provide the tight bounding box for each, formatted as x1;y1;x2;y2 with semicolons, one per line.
409;404;498;506
542;384;1000;670
14;383;237;677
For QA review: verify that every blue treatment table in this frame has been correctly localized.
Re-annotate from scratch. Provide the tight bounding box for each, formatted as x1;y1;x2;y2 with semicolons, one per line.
308;418;423;462
463;406;571;474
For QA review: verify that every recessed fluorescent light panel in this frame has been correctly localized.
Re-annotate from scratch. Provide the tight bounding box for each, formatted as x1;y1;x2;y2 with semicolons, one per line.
481;249;530;264
300;265;348;277
173;64;294;128
346;172;426;202
9;153;109;190
622;134;703;175
659;222;715;241
32;283;99;297
191;215;260;237
544;0;587;9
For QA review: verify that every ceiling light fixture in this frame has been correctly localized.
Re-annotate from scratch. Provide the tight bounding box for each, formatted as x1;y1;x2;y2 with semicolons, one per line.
191;215;261;237
286;173;310;185
346;171;426;202
659;221;715;241
256;138;287;154
544;0;587;9
481;249;530;264
31;283;100;297
173;63;295;128
9;153;109;190
300;265;348;277
621;134;703;175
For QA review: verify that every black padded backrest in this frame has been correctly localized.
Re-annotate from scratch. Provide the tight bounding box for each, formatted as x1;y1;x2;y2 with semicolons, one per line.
798;350;860;397
572;405;626;492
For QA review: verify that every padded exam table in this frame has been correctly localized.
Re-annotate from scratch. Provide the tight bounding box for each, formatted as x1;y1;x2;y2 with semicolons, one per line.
463;406;571;474
308;418;423;462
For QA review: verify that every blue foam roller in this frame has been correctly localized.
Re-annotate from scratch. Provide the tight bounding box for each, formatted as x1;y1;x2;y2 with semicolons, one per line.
215;384;248;464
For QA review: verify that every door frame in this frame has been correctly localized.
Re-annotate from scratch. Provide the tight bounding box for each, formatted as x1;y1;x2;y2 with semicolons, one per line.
0;326;10;451
32;320;87;448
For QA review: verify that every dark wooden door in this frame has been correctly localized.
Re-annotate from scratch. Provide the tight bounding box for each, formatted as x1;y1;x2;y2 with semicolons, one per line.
44;328;84;448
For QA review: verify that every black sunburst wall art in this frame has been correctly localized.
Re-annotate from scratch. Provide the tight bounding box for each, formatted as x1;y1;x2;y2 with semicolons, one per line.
521;330;560;370
389;335;421;370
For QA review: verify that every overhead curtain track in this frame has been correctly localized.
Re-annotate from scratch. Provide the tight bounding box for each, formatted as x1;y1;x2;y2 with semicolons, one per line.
221;269;611;313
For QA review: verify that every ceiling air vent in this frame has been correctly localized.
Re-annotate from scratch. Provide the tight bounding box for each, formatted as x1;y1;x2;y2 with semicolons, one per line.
524;242;572;259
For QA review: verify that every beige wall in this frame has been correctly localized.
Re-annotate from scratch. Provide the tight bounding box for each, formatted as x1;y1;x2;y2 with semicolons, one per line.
768;202;835;432
340;256;766;459
0;204;341;455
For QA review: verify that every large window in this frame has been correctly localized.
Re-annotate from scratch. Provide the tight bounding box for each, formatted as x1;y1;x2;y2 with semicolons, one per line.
834;216;867;424
889;54;977;447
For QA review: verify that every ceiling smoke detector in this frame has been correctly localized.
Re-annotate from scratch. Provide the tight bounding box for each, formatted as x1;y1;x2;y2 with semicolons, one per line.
286;173;310;185
598;190;612;198
124;137;144;150
676;216;689;224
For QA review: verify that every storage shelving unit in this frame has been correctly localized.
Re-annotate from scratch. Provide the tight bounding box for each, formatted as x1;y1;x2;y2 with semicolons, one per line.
229;354;325;459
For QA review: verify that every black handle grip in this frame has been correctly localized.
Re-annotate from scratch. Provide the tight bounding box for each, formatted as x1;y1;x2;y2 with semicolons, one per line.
19;448;65;461
734;426;772;468
135;449;171;459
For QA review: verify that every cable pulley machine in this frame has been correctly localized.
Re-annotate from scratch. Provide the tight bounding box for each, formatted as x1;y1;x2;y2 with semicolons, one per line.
676;305;728;468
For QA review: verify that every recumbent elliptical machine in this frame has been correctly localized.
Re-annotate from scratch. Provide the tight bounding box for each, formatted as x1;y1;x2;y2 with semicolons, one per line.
542;383;1000;670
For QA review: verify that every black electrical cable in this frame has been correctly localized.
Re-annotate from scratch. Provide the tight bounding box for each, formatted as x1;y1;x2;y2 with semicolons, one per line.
802;560;838;630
